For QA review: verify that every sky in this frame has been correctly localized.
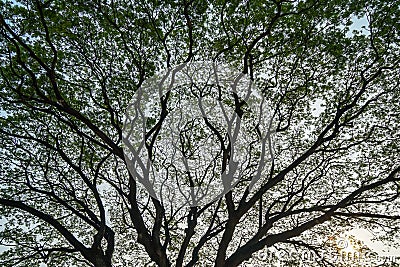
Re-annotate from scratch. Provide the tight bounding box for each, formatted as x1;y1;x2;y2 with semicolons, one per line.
0;6;398;267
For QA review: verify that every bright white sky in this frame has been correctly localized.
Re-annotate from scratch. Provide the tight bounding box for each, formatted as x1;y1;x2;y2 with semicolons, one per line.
0;8;397;267
348;228;400;256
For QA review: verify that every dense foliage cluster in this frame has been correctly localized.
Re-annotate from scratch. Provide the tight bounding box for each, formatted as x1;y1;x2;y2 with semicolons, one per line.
0;0;399;266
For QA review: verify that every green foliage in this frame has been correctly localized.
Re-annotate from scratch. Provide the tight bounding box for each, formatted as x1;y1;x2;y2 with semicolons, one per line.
0;0;399;266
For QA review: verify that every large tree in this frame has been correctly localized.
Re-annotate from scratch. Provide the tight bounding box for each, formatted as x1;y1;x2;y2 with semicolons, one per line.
0;0;399;266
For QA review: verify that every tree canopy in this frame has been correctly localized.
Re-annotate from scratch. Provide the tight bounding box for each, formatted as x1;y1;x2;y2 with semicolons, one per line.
0;0;399;266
